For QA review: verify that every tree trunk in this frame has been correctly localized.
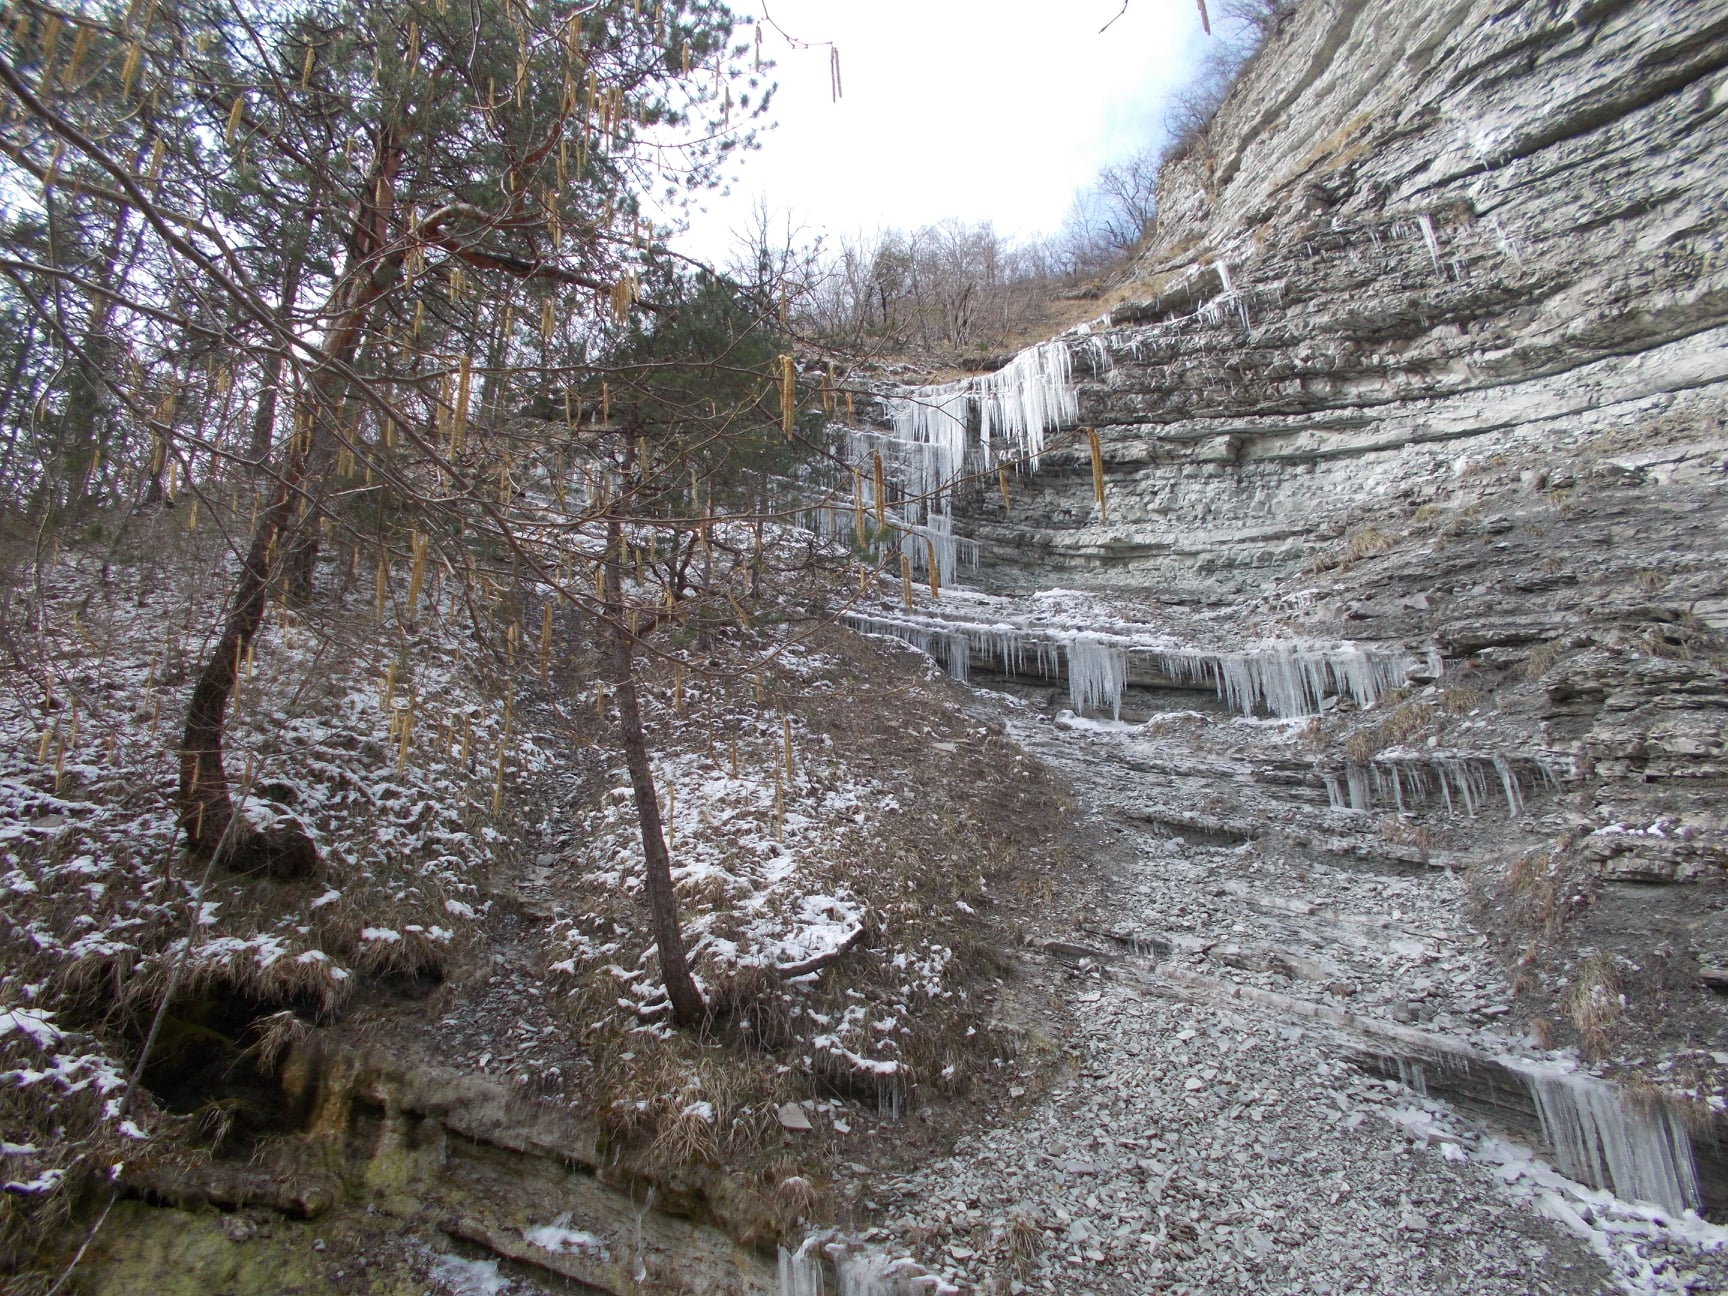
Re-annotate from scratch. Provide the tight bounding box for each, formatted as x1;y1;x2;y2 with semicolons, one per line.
176;127;402;870
60;204;134;515
178;480;316;878
279;400;342;605
605;514;705;1028
249;250;305;464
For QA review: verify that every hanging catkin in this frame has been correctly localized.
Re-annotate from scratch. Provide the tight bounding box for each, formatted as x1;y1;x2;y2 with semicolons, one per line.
900;553;914;610
406;532;428;622
452;355;472;455
872;451;887;525
778;355;795;436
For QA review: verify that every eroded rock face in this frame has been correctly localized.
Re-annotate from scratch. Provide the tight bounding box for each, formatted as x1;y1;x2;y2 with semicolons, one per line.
974;0;1728;581
948;0;1728;894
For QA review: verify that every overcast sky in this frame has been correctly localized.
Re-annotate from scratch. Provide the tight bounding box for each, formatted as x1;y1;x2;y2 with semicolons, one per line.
674;0;1208;265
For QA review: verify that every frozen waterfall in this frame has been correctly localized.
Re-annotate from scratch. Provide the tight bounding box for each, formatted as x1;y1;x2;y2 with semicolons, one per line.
1521;1065;1700;1215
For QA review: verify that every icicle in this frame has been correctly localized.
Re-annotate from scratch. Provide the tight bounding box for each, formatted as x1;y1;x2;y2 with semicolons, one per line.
1488;215;1524;265
1324;773;1345;810
1493;754;1524;818
944;632;969;683
1522;1066;1699;1214
1066;636;1126;720
1417;214;1442;274
1346;765;1371;812
778;1238;825;1296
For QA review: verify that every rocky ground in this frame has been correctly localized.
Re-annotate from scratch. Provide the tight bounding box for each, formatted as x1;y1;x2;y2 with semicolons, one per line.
838;669;1728;1296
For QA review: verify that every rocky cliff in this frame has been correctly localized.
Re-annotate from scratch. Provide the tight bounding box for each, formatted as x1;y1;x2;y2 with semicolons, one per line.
838;0;1728;1240
937;0;1728;892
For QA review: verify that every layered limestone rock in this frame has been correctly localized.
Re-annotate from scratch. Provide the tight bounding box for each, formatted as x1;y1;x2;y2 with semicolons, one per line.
923;0;1728;891
839;0;1728;1195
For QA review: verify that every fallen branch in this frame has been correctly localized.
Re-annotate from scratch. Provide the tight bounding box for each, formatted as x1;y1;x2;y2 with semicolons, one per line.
774;925;867;979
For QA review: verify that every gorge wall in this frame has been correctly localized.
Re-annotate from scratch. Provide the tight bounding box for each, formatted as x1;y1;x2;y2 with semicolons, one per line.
933;0;1728;896
800;2;1728;1229
969;0;1728;594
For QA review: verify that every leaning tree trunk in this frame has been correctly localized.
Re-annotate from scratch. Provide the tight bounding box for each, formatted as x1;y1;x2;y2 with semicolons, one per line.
176;127;402;874
178;479;317;878
604;514;706;1027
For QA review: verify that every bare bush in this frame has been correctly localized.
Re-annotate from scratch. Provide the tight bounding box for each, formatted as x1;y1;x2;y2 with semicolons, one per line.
1167;0;1298;157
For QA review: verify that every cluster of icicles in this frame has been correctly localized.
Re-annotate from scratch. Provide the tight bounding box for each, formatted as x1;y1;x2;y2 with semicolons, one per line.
846;611;1419;721
779;1235;954;1296
809;336;1091;590
801;252;1284;587
1323;752;1568;819
1399;1057;1702;1216
846;608;1567;820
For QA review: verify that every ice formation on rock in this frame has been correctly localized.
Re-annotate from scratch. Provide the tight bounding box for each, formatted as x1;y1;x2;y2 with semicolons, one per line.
974;339;1078;471
1522;1065;1700;1214
1066;635;1128;720
1417;213;1443;273
844;606;1430;723
834;334;1093;593
778;1241;824;1296
897;514;978;587
845;614;975;684
1322;753;1567;818
1157;643;1420;719
779;1236;952;1296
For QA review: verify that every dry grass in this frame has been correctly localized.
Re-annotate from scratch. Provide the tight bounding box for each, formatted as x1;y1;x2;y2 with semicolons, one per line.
772;1170;821;1228
1522;640;1563;681
1344;525;1396;562
1502;842;1597;937
1563;952;1624;1059
245;1009;313;1074
1442;504;1482;537
1377;818;1438;856
1439;684;1480;716
1002;1207;1042;1276
1300;716;1327;751
648;1103;721;1170
1344;700;1433;764
1528;1016;1555;1049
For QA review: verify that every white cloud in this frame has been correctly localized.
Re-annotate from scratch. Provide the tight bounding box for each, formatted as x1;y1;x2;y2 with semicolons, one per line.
675;0;1204;262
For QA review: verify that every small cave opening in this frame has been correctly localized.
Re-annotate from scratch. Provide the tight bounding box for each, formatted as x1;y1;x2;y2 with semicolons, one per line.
132;988;321;1152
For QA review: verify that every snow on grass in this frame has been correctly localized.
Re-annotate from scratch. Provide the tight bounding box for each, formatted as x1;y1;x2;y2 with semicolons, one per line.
0;527;553;1197
549;636;993;1089
558;690;882;1016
